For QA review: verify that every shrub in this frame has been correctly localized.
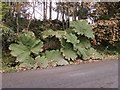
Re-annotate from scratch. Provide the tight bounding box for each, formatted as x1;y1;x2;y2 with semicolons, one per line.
9;20;103;69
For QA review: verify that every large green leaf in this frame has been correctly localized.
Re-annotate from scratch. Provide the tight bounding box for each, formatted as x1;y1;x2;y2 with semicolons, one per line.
31;41;43;54
74;43;89;60
9;43;33;62
23;31;35;37
18;63;32;69
19;33;43;54
19;35;39;48
78;37;91;48
60;39;78;60
9;44;35;63
9;31;43;64
64;33;79;45
86;48;103;59
61;48;77;60
42;29;66;39
57;59;68;65
70;20;95;39
55;31;66;38
60;38;73;48
74;43;103;60
45;50;63;61
42;29;55;38
9;43;29;57
45;50;68;66
22;56;35;65
35;56;48;68
16;52;30;62
61;41;78;60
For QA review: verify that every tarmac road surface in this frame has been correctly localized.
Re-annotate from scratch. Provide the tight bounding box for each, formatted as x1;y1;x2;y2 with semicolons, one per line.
2;59;118;88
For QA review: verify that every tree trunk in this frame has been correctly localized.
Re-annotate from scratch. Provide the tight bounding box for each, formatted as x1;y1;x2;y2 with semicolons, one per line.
56;3;60;20
43;2;46;20
62;3;65;30
78;7;81;20
66;7;70;28
46;2;47;20
78;2;83;20
74;3;77;21
49;2;52;20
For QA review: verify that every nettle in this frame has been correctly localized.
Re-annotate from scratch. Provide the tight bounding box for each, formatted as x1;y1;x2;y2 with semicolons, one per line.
9;20;103;69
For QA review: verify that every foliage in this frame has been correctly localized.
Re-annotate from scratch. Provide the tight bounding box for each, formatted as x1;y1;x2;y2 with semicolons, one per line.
1;2;119;72
86;48;103;59
69;21;103;60
74;43;88;60
40;20;103;61
35;56;48;68
78;37;91;48
74;43;103;60
7;20;104;71
92;2;120;20
2;66;16;73
9;31;43;64
70;20;95;39
41;20;103;61
93;20;120;46
61;46;78;61
42;29;66;39
0;2;9;21
55;31;66;38
2;24;18;52
2;51;17;67
45;50;68;66
60;39;78;60
2;26;16;42
42;29;55;39
64;33;79;45
91;2;120;55
92;20;120;55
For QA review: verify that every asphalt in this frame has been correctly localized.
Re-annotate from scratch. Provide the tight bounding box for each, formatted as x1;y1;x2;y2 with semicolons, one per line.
2;59;118;88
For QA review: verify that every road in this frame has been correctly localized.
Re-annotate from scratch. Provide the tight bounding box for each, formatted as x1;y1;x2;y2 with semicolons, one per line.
2;59;118;88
